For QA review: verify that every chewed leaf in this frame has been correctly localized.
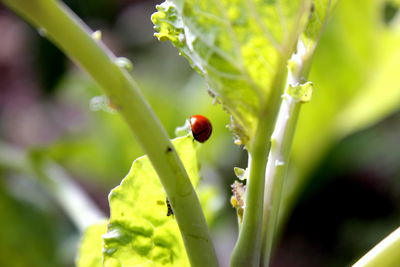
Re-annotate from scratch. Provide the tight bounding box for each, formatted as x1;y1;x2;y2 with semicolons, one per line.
76;220;108;267
103;136;199;266
152;0;311;145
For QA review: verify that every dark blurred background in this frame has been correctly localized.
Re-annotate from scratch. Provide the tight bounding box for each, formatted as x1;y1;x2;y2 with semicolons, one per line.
1;1;400;266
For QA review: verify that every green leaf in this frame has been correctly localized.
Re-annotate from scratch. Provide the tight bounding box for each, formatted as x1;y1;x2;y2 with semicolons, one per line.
152;0;311;145
76;221;108;267
233;167;247;180
334;23;400;137
286;81;313;103
103;136;199;266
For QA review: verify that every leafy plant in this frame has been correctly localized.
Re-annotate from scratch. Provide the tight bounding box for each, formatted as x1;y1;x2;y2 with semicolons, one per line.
2;0;400;266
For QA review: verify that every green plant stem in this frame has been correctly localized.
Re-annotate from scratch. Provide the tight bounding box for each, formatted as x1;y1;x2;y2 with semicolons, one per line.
0;142;105;232
352;227;400;267
260;95;301;266
230;5;312;265
230;149;268;267
1;1;218;266
270;2;337;250
230;61;288;267
260;40;312;266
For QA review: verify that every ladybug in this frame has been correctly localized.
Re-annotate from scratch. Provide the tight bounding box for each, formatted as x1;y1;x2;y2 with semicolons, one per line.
189;115;212;143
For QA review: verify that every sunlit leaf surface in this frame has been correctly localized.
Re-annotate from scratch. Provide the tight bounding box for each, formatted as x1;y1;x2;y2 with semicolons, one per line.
103;136;199;266
152;0;310;144
76;221;108;267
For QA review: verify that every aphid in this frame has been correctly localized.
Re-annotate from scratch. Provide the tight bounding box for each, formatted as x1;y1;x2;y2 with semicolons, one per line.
189;115;212;143
166;197;174;216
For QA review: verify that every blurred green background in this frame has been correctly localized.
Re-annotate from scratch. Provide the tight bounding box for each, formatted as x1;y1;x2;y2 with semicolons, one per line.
1;0;400;266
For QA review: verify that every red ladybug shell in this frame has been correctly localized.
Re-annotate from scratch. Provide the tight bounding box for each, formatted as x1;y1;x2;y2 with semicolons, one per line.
189;115;212;143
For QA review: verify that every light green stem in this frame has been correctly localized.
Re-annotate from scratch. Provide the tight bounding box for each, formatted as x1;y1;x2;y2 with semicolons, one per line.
230;62;287;267
1;1;218;266
230;4;312;265
261;95;301;266
230;148;268;267
352;227;400;267
261;40;312;266
271;1;337;250
0;142;105;232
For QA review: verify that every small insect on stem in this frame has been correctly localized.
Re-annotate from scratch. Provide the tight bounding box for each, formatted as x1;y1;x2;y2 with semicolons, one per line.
166;197;174;216
189;115;212;143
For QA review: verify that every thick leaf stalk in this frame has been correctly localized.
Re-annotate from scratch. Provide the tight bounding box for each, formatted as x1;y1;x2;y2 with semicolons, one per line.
1;0;218;266
259;2;337;265
230;57;288;267
260;40;313;266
